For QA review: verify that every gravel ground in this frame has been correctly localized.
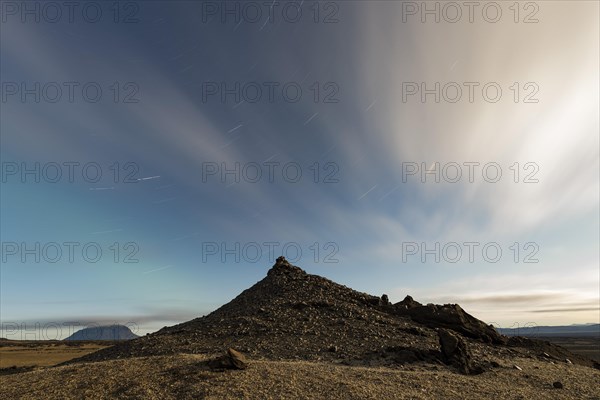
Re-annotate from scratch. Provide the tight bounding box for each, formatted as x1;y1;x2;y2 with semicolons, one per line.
2;354;599;400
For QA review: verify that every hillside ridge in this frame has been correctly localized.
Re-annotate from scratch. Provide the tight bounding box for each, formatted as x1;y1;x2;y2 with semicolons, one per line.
66;257;597;373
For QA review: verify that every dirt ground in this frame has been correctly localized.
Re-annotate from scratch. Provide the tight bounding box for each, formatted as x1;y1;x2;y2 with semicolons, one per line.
1;353;599;400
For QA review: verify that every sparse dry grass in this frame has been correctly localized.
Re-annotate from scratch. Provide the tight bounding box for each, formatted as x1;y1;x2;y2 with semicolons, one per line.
0;343;108;368
1;354;599;400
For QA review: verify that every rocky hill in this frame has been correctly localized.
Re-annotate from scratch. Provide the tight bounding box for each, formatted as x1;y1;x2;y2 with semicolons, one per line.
3;257;599;399
68;257;597;375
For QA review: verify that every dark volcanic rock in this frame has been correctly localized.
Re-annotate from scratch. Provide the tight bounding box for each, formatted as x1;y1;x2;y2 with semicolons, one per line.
438;329;480;375
228;348;249;369
394;295;422;309
439;329;461;359
381;294;390;306
208;348;249;370
396;303;505;345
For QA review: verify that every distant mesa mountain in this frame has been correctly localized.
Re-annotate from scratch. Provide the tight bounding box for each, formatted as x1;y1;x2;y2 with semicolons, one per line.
67;257;599;373
64;325;139;341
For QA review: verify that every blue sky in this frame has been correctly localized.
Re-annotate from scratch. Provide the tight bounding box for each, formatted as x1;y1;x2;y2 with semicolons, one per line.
1;1;598;339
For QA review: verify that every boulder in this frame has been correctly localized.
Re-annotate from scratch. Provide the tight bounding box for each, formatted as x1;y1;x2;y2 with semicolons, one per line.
381;294;390;306
438;329;479;375
394;295;422;309
208;348;249;370
228;348;248;369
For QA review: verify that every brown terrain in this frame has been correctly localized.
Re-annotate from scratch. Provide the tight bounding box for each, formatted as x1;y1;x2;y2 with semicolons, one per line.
1;257;599;399
543;337;600;363
0;340;109;369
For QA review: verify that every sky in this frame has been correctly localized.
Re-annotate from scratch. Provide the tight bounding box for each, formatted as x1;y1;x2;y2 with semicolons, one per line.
1;1;598;339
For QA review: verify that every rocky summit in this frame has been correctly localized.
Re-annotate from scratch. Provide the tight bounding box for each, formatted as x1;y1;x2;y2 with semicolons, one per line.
68;257;597;374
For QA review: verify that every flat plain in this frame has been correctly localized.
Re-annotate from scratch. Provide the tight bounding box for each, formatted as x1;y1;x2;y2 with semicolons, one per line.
0;340;109;369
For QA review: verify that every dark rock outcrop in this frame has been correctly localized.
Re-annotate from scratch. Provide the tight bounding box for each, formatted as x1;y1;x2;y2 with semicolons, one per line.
395;303;505;345
394;295;422;309
381;294;390;306
438;329;479;374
